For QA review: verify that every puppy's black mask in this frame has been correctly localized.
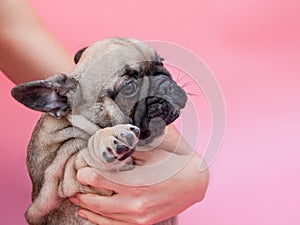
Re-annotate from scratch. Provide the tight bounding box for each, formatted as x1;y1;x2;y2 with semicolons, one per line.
113;66;187;143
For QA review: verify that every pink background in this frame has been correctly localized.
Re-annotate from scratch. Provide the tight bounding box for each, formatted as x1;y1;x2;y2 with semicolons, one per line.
1;0;299;224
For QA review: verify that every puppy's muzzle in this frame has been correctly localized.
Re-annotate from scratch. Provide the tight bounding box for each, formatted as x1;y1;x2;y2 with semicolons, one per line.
151;75;187;109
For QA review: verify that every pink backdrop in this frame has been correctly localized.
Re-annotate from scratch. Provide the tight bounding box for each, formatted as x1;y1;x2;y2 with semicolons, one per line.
1;0;299;224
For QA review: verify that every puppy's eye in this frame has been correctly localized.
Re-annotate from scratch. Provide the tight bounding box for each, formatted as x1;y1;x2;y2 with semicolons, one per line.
119;80;139;97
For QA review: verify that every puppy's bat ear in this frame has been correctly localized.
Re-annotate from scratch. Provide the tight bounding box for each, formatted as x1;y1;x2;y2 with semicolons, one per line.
11;74;78;119
74;46;88;64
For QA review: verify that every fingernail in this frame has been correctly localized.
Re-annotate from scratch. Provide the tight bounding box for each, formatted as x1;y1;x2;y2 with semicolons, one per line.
69;196;80;205
78;210;87;219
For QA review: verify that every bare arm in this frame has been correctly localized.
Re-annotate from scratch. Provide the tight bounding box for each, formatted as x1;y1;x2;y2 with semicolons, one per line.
0;0;74;84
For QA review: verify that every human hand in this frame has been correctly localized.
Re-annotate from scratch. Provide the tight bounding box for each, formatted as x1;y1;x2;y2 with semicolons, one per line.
70;152;209;225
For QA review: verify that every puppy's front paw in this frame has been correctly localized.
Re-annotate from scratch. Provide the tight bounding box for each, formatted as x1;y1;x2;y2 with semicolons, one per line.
89;124;140;165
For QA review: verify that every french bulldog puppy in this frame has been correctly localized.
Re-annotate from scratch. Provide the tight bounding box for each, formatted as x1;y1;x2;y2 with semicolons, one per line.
11;37;187;225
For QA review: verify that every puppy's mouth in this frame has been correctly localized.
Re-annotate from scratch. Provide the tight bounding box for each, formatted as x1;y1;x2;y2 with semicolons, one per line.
130;97;182;141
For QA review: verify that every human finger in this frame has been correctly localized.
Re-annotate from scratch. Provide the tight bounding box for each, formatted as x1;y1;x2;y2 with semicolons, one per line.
71;193;138;214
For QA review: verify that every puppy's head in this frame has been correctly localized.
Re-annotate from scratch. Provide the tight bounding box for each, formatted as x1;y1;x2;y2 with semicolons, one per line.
12;37;187;142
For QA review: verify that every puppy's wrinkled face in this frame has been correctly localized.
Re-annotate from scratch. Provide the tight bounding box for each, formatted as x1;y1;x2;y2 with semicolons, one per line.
111;64;187;142
74;38;187;143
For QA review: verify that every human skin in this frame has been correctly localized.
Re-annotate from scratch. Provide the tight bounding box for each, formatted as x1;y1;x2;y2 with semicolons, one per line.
0;0;209;224
72;151;208;225
0;0;74;83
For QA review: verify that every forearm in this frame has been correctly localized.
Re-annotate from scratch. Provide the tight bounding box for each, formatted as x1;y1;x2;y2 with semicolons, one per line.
0;0;74;84
180;152;209;203
159;124;194;155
